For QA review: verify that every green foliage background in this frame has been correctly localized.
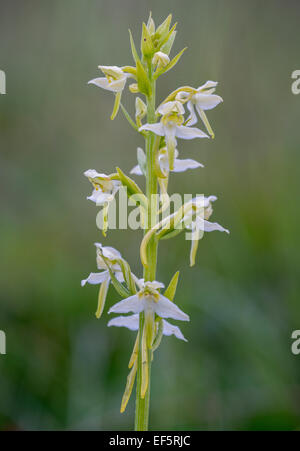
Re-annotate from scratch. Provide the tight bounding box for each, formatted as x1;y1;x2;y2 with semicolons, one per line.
0;0;300;430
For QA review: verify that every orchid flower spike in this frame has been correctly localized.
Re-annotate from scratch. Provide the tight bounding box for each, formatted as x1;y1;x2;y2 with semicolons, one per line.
88;66;131;119
81;243;124;318
139;100;208;170
108;313;187;342
176;81;223;138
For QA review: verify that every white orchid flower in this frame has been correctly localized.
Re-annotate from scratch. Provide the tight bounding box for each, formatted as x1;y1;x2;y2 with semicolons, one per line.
108;313;187;342
81;243;124;318
88;65;129;93
182;196;229;266
84;169;121;206
182;195;229;233
81;243;124;287
177;81;223;138
88;66;131;119
108;279;189;322
130;147;203;176
139;100;208;170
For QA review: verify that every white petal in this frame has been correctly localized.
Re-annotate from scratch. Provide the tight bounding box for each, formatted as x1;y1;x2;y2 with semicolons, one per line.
139;123;165;136
84;169;109;180
115;271;125;283
198;80;218;91
98;245;122;260
147;280;165;290
157;101;185;116
111;180;121;197
154;295;190;321
88;77;112;90
196;218;229;234
162;320;187;341
186;101;198;126
173;158;204;172
195;94;223;110
107;314;139;331
130;165;143;175
163;123;176;141
87;189;111;205
158;152;169;173
204;220;229;234
175;125;208;139
98;66;125;79
108;294;143;315
175;91;190;102
81;271;109;287
106;77;127;92
88;76;126;93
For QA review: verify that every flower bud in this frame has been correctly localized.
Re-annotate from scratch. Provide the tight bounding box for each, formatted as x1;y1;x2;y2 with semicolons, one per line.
129;83;139;93
147;17;155;35
154;14;172;45
135;97;147;128
152;51;170;69
146;11;155;35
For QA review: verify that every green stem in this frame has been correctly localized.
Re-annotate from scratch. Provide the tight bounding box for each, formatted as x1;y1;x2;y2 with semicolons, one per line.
134;66;157;431
120;103;139;132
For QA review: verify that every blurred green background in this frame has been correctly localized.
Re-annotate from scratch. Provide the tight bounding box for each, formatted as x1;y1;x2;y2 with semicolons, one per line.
1;0;300;430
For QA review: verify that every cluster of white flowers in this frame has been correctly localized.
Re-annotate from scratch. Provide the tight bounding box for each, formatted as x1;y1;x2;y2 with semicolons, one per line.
82;244;189;339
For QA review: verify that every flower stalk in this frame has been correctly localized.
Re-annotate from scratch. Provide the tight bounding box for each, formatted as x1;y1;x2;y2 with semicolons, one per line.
135;69;157;431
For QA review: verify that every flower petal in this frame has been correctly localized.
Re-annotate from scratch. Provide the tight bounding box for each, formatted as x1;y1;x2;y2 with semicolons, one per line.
87;189;111;205
162;319;187;341
164;124;177;170
139;123;165;136
195;93;223;110
115;271;125;283
130;164;143;175
173;158;204;172
175;125;208;139
198;80;218;91
108;294;143;315
154;294;190;321
88;76;126;93
84;169;110;180
107;314;139;331
186;101;198;126
96;244;122;260
81;271;109;287
157;101;185;116
88;77;112;90
196;218;230;234
138;279;165;290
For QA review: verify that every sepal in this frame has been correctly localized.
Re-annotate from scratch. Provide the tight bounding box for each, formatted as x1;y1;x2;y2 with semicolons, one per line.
164;271;179;301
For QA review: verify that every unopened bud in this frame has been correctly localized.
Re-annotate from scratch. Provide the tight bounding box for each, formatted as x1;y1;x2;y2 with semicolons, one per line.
152;51;170;69
129;83;139;93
